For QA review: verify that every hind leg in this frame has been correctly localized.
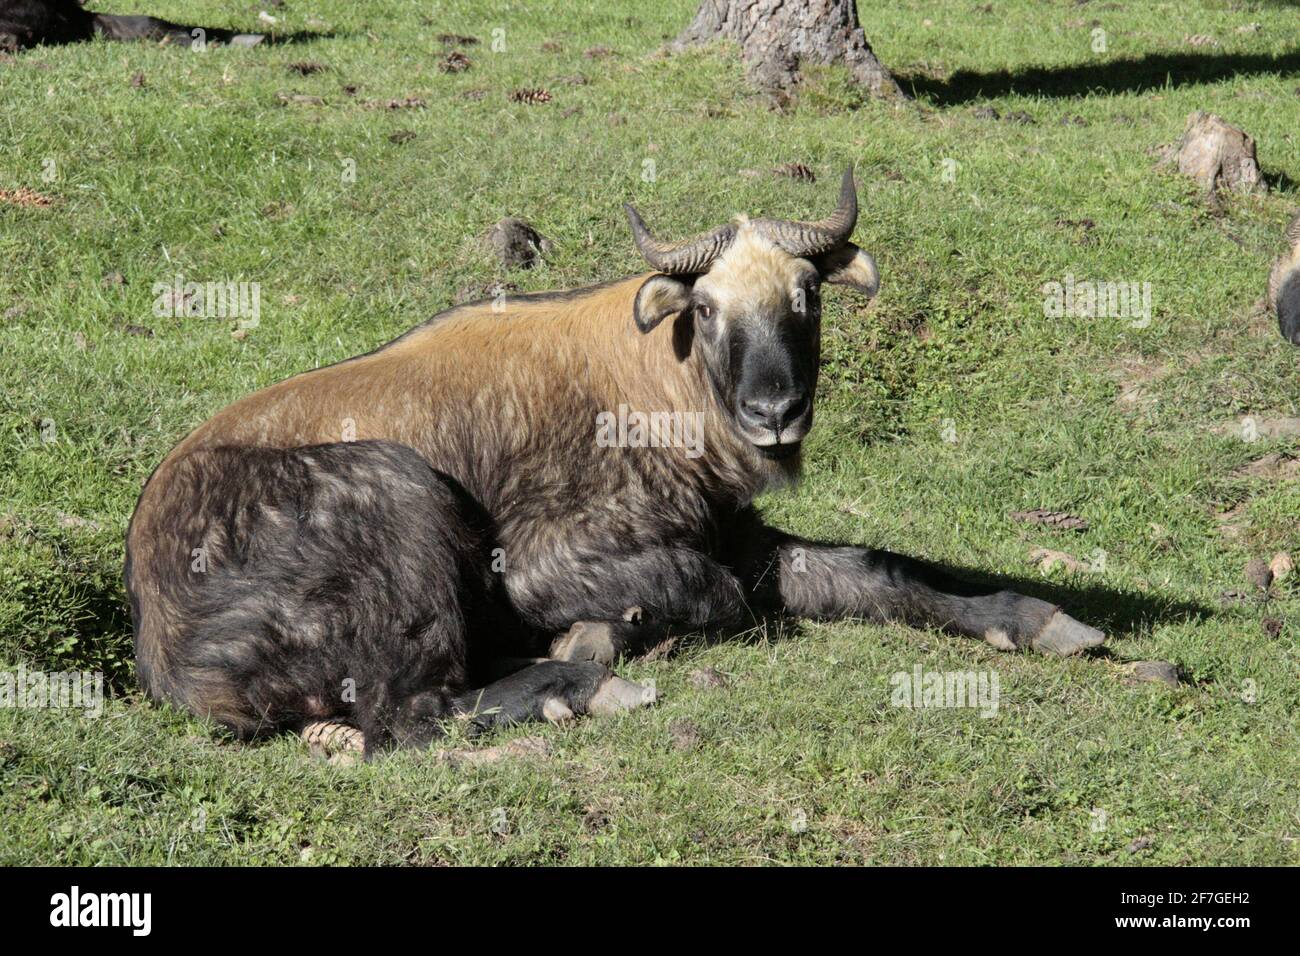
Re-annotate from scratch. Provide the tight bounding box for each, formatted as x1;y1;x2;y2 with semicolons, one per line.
130;440;503;749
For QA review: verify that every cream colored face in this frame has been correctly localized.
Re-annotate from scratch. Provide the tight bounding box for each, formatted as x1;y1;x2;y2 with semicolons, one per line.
692;227;820;332
630;222;880;455
685;226;823;454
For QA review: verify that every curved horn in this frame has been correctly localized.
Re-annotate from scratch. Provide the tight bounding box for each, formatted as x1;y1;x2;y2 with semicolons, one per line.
751;165;858;258
624;204;736;275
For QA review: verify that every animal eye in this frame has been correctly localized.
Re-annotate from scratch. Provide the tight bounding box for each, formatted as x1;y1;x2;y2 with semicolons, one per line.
695;303;714;322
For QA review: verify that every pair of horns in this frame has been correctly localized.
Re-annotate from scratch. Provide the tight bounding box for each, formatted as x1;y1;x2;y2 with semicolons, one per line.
624;166;858;274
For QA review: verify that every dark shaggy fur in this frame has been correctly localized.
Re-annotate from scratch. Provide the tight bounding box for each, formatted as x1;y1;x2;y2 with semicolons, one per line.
0;0;255;49
128;441;518;753
128;216;1107;756
1277;269;1300;345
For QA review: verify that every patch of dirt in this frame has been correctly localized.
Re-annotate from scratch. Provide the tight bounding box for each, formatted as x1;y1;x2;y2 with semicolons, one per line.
1127;836;1154;854
1214;417;1300;440
55;513;104;532
0;187;54;208
1244;557;1273;590
1233;452;1300;480
668;718;701;751
436;735;551;766
1110;357;1167;409
1029;548;1088;574
276;92;324;106
688;666;729;689
1056;217;1097;245
1214;502;1249;542
582;806;611;832
484;218;551;270
1124;661;1181;686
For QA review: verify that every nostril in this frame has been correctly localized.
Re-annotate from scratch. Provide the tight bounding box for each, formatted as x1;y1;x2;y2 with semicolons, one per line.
740;393;809;432
777;393;809;428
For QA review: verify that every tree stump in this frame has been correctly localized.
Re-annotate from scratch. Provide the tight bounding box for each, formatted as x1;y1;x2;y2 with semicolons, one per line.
1162;111;1265;196
672;0;905;101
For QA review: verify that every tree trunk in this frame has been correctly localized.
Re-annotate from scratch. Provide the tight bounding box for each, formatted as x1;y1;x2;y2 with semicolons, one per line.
672;0;905;101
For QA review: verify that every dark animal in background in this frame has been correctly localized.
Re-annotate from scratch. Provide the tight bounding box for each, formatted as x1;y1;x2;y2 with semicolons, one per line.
125;168;1107;759
0;0;262;50
1268;212;1300;346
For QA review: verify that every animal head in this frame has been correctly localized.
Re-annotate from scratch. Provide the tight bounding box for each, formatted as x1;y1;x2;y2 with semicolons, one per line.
625;167;878;459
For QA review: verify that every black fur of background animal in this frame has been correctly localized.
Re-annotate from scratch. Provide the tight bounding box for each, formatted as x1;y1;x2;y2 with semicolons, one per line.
0;0;93;46
1278;269;1300;345
0;0;256;49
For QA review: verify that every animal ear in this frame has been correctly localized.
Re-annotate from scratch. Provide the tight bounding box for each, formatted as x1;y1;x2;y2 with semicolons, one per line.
811;243;880;299
633;274;694;334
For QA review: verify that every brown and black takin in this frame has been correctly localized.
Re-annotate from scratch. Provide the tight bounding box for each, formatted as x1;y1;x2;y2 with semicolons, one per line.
125;168;1107;758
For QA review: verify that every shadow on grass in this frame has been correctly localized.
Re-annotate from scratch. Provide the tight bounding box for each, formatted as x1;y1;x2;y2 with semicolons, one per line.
902;50;1300;106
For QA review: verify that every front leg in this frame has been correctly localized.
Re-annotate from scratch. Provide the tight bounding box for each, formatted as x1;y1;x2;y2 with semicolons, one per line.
735;524;1105;656
509;547;750;666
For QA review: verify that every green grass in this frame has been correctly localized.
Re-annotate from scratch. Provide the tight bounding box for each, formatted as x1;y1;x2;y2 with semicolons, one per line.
2;0;1298;865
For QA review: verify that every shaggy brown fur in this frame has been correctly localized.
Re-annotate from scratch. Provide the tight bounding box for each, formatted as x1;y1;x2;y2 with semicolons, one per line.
127;193;1107;756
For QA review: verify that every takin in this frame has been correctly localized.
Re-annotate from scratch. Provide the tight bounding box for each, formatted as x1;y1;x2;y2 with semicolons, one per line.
1268;211;1300;346
0;0;263;50
125;168;1106;758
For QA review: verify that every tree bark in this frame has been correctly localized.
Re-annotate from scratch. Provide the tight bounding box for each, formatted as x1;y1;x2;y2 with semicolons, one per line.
672;0;905;101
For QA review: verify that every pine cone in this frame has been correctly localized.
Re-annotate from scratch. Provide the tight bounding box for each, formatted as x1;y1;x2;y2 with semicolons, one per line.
509;87;553;105
774;162;816;183
439;50;472;73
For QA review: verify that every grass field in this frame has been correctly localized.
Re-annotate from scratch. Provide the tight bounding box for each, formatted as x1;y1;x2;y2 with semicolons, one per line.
1;0;1298;865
